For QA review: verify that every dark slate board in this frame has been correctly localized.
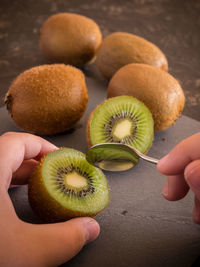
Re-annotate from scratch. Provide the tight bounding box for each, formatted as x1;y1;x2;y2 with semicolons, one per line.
1;75;200;267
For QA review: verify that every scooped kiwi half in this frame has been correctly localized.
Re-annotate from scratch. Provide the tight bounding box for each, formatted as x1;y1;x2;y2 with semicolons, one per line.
28;148;110;223
87;96;154;167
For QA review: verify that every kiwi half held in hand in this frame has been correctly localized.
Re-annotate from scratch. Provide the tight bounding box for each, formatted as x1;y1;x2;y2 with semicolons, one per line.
107;64;185;132
87;96;154;166
40;13;102;66
28;148;110;222
5;64;88;135
96;32;168;79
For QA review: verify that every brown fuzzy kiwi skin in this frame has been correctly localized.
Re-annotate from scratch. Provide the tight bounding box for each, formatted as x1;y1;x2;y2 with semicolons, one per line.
107;64;185;132
39;13;102;66
28;153;109;223
86;109;96;147
4;64;88;135
96;32;168;79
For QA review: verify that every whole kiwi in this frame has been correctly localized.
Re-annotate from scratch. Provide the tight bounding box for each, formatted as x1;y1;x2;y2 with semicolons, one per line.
5;64;88;135
107;64;185;132
96;32;168;79
39;13;102;66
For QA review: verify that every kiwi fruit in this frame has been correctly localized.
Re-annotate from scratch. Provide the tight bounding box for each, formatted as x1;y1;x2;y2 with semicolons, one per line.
28;148;110;222
96;32;168;79
87;96;154;167
107;64;185;132
39;13;102;66
5;64;88;135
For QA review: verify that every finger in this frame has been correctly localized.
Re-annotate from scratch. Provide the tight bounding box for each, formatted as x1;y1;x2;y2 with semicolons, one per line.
184;159;200;200
162;174;189;201
184;160;200;224
0;132;58;189
193;196;200;224
30;217;100;266
11;159;38;185
157;132;200;175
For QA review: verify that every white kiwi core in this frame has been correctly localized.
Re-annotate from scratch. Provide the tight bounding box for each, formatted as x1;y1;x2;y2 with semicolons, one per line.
64;171;87;188
113;119;132;139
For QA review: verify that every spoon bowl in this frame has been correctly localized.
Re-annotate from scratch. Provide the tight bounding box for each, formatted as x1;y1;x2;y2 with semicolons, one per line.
86;143;159;171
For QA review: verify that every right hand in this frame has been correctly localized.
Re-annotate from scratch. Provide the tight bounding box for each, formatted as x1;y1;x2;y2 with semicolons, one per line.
157;132;200;224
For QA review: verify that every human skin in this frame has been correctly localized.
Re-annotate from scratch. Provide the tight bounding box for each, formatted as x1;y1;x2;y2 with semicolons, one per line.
0;132;100;267
157;132;200;224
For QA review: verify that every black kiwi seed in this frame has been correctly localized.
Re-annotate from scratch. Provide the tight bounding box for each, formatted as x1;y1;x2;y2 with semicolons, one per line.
55;165;95;197
104;112;138;144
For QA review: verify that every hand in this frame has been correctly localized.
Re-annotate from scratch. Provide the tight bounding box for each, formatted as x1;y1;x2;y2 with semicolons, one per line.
0;132;100;267
157;132;200;224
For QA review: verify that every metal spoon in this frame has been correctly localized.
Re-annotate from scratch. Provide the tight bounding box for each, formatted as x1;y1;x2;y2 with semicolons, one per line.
86;142;159;172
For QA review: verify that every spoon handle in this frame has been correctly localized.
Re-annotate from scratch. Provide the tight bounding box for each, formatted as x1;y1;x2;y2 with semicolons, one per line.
138;153;159;164
127;145;159;165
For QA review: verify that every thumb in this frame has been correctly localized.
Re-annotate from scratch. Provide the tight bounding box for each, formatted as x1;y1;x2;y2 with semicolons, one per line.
31;217;100;266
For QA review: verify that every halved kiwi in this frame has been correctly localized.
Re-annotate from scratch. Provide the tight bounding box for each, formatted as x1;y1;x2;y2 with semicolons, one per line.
28;148;110;222
87;96;154;168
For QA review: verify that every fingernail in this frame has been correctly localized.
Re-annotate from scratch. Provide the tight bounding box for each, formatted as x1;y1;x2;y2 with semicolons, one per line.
49;147;59;153
83;218;100;243
162;182;168;197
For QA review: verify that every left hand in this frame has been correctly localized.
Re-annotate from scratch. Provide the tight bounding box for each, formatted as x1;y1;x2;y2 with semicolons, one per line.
0;132;100;267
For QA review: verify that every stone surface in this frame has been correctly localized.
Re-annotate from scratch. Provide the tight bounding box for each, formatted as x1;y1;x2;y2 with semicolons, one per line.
1;75;200;267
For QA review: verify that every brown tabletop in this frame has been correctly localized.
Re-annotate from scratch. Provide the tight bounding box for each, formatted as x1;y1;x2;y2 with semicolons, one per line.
1;1;200;266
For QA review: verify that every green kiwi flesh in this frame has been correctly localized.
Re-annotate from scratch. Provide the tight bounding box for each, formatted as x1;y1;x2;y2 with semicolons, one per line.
87;96;154;167
28;148;110;222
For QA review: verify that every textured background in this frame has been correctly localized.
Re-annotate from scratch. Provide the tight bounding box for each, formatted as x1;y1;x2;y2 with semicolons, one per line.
1;79;200;267
0;0;200;266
